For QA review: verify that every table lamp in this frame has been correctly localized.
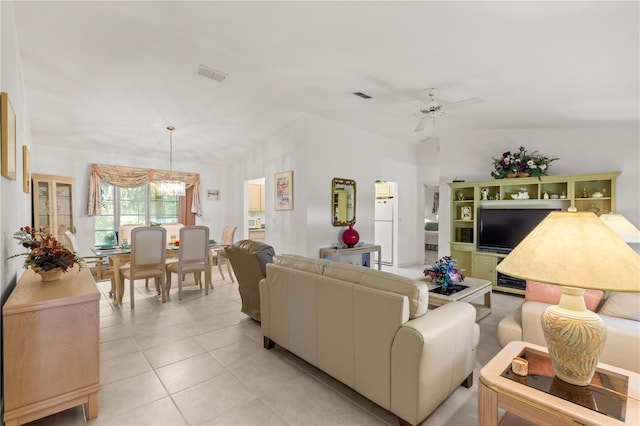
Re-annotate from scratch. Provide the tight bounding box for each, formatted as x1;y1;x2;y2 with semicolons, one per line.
496;212;640;386
599;212;640;243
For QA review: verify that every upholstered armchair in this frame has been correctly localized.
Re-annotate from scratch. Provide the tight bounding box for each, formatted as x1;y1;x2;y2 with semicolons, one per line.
224;239;275;321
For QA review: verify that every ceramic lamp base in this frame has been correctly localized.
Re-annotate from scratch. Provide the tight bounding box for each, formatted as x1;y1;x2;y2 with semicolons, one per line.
541;286;607;386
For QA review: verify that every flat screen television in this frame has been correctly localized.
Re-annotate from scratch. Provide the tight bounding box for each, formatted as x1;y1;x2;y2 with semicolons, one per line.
477;208;559;254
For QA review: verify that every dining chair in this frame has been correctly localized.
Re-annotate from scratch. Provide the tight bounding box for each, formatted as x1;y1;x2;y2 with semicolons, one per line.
210;225;237;282
160;223;184;244
119;226;166;308
165;226;211;300
62;230;114;282
118;224;144;246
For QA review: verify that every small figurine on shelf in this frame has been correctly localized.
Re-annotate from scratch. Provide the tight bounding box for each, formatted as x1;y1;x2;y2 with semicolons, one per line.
582;188;589;198
481;188;489;201
543;191;549;199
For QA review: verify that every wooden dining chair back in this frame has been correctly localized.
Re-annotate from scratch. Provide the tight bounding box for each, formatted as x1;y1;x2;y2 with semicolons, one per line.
165;226;211;300
211;225;237;282
119;226;166;308
62;230;113;282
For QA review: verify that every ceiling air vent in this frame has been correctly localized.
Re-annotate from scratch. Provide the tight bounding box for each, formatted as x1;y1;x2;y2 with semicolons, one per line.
196;65;228;82
353;92;372;99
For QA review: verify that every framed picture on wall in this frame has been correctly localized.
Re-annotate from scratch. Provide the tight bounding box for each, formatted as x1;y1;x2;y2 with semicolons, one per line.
274;170;293;211
22;145;30;194
206;189;220;200
1;92;17;180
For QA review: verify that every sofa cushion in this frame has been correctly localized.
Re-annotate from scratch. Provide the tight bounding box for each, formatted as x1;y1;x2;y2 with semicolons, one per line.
322;262;429;319
273;254;329;275
599;291;640;321
525;280;604;312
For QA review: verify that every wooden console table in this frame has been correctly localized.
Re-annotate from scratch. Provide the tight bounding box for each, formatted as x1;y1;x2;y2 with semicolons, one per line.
319;244;382;270
3;265;101;426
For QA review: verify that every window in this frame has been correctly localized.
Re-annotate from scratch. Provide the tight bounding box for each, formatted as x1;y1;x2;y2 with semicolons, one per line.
94;181;179;246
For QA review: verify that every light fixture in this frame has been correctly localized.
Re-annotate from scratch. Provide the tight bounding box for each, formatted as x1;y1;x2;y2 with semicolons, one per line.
156;125;186;197
496;211;640;386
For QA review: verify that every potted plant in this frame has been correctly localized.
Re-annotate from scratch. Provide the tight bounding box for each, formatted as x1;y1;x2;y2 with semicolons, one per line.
491;146;558;180
10;226;82;281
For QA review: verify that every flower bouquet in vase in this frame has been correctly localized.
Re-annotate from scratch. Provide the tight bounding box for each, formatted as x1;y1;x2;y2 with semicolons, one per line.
9;226;82;281
424;256;465;294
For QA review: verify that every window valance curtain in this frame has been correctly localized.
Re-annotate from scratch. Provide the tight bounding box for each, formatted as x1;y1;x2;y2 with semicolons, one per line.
87;163;201;217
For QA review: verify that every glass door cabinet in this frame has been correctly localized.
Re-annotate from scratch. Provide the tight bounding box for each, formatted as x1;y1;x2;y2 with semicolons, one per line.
32;173;75;240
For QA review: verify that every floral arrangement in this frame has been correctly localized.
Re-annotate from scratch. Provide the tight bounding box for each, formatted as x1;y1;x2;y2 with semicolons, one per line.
10;226;82;273
424;256;464;290
491;146;558;180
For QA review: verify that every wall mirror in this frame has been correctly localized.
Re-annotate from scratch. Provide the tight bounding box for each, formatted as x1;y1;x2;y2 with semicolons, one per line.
332;177;356;226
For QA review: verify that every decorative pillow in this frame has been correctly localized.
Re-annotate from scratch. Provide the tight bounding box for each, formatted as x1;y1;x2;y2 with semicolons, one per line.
525;280;604;312
598;292;640;321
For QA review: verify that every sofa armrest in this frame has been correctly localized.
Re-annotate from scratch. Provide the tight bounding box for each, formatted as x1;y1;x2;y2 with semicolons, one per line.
521;301;549;347
390;302;478;426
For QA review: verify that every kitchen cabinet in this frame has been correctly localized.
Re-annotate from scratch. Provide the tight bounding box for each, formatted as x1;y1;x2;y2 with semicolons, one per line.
248;229;265;243
3;266;101;426
249;182;265;212
32;173;75;240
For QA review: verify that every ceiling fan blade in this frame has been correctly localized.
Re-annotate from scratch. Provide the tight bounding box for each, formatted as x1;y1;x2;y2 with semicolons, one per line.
414;115;431;132
442;97;484;111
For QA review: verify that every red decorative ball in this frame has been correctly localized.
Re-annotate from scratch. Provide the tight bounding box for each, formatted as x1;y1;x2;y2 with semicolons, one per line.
341;224;360;248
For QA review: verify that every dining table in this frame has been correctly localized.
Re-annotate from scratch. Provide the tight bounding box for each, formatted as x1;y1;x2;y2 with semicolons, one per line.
92;243;228;305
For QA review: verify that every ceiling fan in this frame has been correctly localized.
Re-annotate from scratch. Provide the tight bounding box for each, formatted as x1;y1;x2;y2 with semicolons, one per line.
413;88;484;132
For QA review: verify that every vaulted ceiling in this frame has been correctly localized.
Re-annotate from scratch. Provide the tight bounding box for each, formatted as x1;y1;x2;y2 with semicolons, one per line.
12;1;639;164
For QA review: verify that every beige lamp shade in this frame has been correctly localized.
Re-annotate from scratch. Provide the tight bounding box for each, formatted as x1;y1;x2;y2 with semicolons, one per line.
496;212;640;292
599;213;640;243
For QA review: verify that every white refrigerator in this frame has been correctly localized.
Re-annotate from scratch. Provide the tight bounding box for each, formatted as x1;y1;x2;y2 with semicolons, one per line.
374;198;394;265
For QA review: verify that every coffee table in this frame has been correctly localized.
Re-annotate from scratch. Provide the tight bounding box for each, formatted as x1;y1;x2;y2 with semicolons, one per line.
420;276;492;320
479;341;639;425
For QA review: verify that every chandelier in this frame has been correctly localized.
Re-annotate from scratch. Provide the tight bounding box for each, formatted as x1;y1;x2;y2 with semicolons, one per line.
156;125;186;197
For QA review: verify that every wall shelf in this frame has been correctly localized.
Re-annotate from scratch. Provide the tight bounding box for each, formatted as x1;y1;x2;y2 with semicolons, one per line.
449;171;620;293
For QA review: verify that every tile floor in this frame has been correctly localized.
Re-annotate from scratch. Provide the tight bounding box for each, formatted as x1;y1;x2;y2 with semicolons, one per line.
24;263;524;426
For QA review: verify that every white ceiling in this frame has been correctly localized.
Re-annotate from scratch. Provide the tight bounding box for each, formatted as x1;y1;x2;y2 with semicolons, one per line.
12;1;639;164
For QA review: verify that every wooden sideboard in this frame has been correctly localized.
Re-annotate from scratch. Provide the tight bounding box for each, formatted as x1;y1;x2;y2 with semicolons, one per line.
3;265;100;426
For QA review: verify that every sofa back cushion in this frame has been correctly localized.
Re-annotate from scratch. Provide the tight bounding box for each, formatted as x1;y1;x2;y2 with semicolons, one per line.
322;262;429;319
599;292;640;321
525;280;604;312
273;254;328;275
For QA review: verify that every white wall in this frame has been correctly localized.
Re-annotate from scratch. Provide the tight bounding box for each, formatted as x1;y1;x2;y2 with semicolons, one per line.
436;128;640;255
1;1;33;300
237;114;421;266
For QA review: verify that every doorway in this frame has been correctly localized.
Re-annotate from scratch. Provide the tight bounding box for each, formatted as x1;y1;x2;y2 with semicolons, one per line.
424;184;439;265
246;177;266;240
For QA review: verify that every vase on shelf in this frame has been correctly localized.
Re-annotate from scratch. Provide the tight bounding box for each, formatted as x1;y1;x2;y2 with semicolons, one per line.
517;172;530;178
341;224;360;248
37;267;63;282
506;173;518;178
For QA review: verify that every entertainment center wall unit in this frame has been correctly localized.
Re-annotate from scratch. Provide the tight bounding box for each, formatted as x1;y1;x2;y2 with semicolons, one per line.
449;171;620;295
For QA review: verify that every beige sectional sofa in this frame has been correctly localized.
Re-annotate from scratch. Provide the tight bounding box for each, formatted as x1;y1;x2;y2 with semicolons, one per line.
259;254;480;426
